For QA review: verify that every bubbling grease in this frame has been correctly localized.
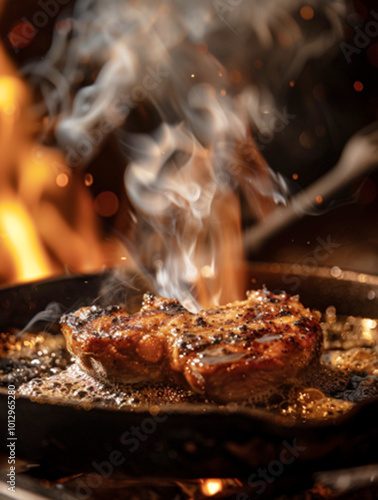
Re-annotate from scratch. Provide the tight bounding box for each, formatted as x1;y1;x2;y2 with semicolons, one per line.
1;306;378;421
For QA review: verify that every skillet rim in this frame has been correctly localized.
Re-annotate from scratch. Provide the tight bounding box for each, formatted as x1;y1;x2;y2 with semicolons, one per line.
0;262;378;422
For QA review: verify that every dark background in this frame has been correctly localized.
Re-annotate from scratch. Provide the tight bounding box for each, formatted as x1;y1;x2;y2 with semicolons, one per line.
1;0;377;275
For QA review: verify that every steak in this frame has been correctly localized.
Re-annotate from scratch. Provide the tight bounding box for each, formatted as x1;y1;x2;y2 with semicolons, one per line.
60;289;323;402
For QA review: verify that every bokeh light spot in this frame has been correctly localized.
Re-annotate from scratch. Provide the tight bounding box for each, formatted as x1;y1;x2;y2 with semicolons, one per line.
300;6;315;20
84;173;94;186
230;70;242;83
315;125;326;137
353;81;364;92
56;19;72;36
94;191;119;217
159;4;170;16
196;42;208;54
299;131;315;149
8;20;36;49
3;103;16;116
56;173;69;188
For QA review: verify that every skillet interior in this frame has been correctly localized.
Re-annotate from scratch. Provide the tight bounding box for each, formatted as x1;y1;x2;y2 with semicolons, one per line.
0;263;378;478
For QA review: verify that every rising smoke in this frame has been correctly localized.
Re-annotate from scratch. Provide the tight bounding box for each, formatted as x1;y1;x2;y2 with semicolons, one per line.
24;0;348;309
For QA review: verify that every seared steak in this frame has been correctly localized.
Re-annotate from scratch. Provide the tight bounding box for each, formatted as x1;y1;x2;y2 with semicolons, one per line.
61;289;322;402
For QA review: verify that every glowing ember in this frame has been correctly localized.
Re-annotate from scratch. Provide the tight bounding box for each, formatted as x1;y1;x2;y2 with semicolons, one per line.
201;479;223;496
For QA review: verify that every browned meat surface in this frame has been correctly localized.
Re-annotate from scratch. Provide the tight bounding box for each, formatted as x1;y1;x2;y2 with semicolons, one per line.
60;289;323;402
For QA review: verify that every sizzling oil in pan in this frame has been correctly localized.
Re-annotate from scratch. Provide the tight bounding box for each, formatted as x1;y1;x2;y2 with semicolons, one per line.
1;305;378;422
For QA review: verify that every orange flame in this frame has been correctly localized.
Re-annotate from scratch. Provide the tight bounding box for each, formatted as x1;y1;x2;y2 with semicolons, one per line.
0;6;277;303
0;44;128;285
0;197;53;281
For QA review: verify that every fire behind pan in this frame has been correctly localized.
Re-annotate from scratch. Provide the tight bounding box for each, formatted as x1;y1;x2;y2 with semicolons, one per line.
0;263;378;482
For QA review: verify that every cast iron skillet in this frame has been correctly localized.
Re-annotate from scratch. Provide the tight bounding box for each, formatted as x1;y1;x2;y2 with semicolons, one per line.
0;263;378;481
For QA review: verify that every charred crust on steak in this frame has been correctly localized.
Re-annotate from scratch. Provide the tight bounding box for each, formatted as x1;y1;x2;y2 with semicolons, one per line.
60;289;323;403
